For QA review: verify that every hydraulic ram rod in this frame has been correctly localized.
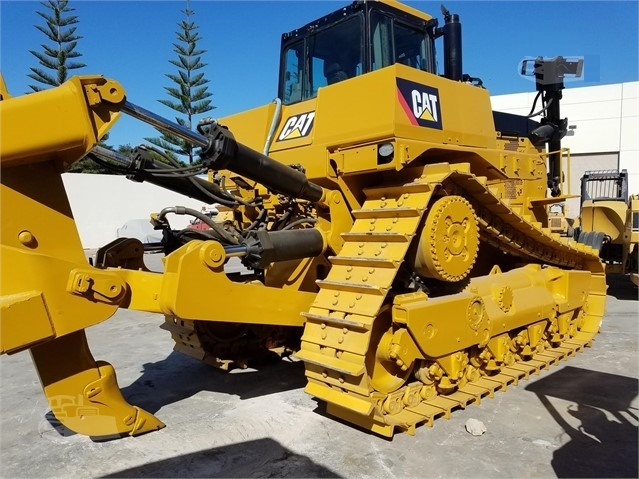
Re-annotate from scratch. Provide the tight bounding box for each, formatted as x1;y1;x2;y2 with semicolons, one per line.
121;101;208;148
120;100;324;203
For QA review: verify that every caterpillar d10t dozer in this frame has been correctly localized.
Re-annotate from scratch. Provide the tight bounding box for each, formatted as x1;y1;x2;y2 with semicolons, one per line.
1;0;606;439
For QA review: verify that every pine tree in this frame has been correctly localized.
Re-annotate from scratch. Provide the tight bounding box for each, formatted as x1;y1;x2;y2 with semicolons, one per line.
28;0;86;92
146;2;214;164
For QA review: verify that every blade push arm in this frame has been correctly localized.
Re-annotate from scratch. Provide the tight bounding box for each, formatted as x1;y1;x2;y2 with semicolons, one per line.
0;75;124;169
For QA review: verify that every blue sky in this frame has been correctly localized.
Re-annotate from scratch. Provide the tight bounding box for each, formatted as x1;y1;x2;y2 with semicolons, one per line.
2;1;638;150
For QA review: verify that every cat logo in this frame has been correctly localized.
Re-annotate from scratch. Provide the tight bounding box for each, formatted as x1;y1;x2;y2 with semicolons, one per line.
276;111;316;141
396;78;443;130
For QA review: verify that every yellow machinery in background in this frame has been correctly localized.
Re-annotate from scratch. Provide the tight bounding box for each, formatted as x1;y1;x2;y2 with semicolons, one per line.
1;0;606;439
577;170;638;286
548;202;574;237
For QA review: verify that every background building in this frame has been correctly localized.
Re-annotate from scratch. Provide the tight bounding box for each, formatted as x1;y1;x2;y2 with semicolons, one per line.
62;174;206;249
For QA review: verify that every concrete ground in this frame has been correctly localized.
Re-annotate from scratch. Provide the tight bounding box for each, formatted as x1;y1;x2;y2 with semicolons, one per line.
1;258;637;478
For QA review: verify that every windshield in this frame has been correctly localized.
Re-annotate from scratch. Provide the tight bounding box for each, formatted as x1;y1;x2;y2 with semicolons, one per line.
281;16;363;105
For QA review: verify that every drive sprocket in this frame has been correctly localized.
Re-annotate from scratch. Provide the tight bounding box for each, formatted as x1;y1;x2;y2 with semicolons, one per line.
410;195;479;282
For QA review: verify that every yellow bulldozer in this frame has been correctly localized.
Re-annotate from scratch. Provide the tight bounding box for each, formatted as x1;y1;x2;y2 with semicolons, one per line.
1;0;606;439
576;169;638;286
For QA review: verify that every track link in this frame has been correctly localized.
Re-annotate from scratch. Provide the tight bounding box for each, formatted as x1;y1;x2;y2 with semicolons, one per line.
297;163;606;436
161;316;298;370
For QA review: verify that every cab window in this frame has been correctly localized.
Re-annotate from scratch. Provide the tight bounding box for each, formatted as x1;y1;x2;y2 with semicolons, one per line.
371;11;434;73
310;16;363;95
394;22;428;70
282;41;304;104
281;15;363;104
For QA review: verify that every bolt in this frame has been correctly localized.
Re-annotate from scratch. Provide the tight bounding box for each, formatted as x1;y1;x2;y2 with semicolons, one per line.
386;399;401;414
321;323;326;329
337;337;344;344
404;392;419;407
18;230;34;246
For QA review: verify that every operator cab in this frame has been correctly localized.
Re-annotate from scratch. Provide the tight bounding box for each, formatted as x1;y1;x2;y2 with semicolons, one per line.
279;0;438;105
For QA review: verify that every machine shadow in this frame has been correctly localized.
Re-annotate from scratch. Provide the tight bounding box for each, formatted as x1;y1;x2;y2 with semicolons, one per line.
101;437;340;478
526;366;638;478
605;274;638;301
121;351;307;415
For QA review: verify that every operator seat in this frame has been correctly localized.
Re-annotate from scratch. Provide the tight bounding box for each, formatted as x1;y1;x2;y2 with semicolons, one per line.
324;62;348;85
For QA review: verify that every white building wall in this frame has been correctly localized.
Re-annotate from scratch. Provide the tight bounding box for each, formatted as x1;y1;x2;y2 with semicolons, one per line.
62;173;207;249
620;82;639;191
